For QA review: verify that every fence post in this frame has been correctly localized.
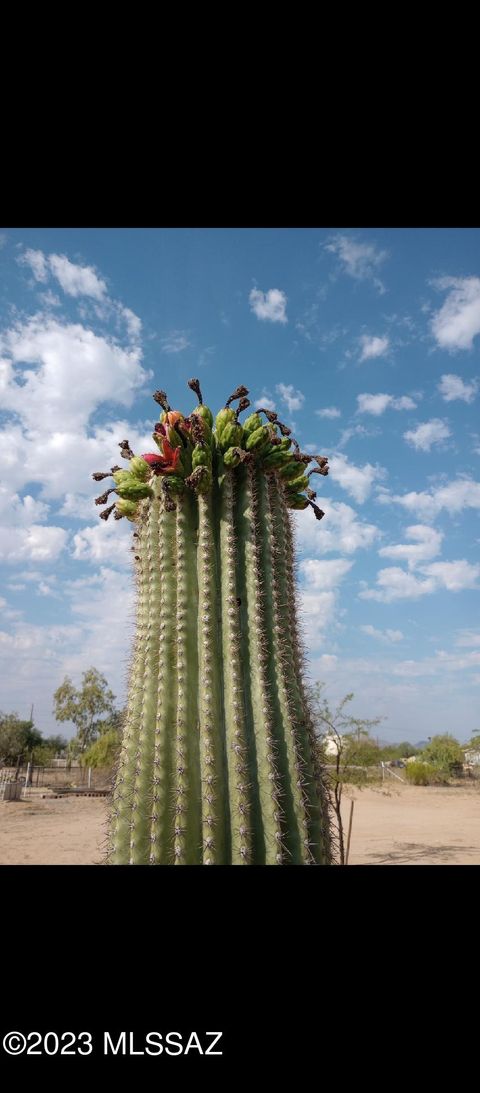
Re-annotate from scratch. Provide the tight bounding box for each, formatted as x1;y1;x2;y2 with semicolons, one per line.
88;767;92;790
345;799;355;865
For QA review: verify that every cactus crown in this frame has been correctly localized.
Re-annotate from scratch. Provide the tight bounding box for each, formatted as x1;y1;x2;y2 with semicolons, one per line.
92;379;329;522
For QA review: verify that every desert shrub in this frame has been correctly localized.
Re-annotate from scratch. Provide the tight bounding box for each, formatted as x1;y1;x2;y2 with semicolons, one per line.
405;761;445;786
421;734;464;776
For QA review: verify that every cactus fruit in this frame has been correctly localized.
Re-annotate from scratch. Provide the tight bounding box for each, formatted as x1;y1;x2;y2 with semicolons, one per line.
95;380;332;864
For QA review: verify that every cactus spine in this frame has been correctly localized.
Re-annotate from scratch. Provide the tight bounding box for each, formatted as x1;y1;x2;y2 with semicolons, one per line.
96;381;332;864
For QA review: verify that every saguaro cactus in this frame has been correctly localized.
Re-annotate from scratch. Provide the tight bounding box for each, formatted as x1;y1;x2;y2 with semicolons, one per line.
94;380;332;864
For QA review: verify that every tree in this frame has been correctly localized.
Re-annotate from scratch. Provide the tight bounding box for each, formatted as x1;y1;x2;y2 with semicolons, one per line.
310;682;383;864
53;668;116;754
81;727;122;770
421;734;464;776
0;713;43;765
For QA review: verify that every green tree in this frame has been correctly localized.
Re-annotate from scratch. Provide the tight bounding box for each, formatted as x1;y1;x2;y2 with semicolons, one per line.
422;734;464;776
310;683;382;864
81;727;122;770
0;713;43;765
53;668;116;755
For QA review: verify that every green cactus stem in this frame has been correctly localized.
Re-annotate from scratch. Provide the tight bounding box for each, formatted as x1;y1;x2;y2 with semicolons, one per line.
100;380;333;864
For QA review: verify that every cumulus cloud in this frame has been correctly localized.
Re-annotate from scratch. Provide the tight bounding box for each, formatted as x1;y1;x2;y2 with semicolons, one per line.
324;234;388;293
381;477;480;522
276;382;304;413
298;558;353;649
403;418;451;452
378;525;443;569
254;389;276;412
431;276;480;351
0;316;147;435
48;254;107;299
293;499;380;556
0;524;67;564
357;392;417;415
249;287;288;324
17;248;49;282
71;518;133;565
359;334;390;361
360;625;404;643
315;406;341;419
437;373;478;403
360;559;480;602
329;453;386;504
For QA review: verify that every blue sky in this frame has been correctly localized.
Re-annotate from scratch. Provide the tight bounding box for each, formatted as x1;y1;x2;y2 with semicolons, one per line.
0;227;479;743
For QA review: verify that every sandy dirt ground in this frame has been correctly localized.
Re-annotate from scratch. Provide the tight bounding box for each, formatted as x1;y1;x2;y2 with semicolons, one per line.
0;782;479;864
341;781;480;865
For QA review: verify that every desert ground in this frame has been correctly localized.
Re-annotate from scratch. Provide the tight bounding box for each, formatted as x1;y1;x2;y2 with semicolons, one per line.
0;781;479;864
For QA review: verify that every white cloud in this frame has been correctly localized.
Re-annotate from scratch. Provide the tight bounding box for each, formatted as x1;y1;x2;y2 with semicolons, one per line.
254;389;276;412
359;334;390;361
249;287;288;324
0;485;67;565
329;453;386;504
39;290;61;309
403;418;451;452
360;559;480;602
360;625;404;643
337;424;379;448
324;234;388;293
298;558;353;650
294;498;380;556
360;567;436;602
315;406;341;419
299;557;354;590
381;477;480;522
276;382;304;413
17;248;49;282
0;524;67;563
48;254;107;300
422;559;480;592
357;392;417;415
160;330;191;353
431;276;480;351
378;525;443;569
0;316;147;435
71;518;133;565
119;305;142;340
437;373;478;403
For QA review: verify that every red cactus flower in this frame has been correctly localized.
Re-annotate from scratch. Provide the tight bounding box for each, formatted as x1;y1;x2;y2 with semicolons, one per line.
141;441;181;475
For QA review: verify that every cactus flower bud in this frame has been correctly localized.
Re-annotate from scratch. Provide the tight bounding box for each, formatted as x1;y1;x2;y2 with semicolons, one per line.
116;481;154;501
192;444;209;469
129;456;151;481
245;425;269;451
287;494;309;510
243;412;263;436
115;498;139;521
215;407;236;440
218;422;244;451
192;404;213;429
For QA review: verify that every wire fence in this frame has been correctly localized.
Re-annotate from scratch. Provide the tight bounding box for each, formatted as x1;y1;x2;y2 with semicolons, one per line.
0;764;113;800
